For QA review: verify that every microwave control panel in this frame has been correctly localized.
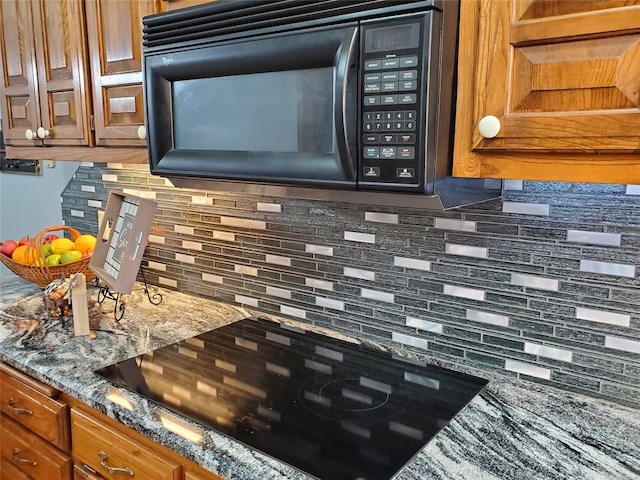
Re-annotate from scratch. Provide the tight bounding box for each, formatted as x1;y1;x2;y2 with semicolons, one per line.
358;15;432;191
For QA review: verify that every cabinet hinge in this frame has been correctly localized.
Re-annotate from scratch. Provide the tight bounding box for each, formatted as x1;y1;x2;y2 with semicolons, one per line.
89;115;95;131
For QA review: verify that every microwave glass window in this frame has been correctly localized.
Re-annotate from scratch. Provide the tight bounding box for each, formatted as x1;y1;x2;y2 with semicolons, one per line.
173;68;335;154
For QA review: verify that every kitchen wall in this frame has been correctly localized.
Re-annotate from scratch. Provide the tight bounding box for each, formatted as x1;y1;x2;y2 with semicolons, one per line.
61;163;640;407
0;161;78;278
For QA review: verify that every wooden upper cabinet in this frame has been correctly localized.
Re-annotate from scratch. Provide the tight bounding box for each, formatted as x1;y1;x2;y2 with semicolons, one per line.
0;0;92;147
85;0;161;146
453;0;640;184
160;0;215;13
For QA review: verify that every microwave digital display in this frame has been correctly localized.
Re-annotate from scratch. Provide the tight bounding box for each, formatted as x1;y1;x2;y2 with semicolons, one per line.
365;23;420;53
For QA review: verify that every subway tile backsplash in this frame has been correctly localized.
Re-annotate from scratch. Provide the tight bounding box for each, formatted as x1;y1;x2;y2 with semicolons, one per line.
62;164;640;408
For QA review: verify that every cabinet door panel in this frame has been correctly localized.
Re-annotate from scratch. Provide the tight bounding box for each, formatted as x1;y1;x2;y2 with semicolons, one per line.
453;0;640;183
31;0;92;146
0;0;39;144
86;0;160;146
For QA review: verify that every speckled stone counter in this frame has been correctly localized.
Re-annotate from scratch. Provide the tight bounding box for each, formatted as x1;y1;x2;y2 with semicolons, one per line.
1;276;638;480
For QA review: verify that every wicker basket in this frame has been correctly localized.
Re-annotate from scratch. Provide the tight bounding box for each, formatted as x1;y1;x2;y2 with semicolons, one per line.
0;226;96;288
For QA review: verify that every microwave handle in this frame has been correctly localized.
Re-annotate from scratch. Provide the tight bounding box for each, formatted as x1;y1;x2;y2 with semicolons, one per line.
335;27;358;181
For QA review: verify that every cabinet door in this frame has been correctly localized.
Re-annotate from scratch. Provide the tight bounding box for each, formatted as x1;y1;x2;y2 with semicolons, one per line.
30;0;92;146
454;0;640;183
85;0;161;146
0;0;40;145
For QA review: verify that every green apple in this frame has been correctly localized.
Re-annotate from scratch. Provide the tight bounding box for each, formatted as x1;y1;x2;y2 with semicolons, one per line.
41;243;53;258
60;250;82;265
45;254;62;266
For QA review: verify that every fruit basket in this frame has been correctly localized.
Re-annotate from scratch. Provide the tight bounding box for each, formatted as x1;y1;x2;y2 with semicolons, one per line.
0;226;96;288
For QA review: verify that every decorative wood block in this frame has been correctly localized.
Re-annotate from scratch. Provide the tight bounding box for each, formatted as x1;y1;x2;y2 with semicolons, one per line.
90;193;158;294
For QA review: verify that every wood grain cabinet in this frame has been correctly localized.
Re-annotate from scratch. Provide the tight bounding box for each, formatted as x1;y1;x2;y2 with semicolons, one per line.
0;0;91;147
453;0;640;184
0;0;162;162
0;363;72;480
85;0;159;147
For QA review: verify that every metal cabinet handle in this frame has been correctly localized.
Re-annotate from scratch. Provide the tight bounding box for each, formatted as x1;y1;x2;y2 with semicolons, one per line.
8;398;33;415
99;451;134;476
13;448;37;466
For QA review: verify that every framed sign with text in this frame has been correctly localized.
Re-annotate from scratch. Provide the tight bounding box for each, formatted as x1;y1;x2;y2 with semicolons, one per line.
90;192;158;294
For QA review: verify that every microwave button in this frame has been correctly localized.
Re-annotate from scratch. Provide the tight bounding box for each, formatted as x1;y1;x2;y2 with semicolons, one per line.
400;70;418;80
374;112;383;121
363;134;379;144
382;72;399;81
365;60;382;70
381;134;396;143
363;166;381;177
364;73;381;82
380;147;396;159
363;122;374;131
384;112;393;121
396;167;416;179
364;96;380;106
394;122;403;130
384;122;393;131
400;56;419;68
394;111;403;120
405;121;416;131
364;147;380;159
382;95;398;105
364;83;381;93
399;94;417;104
382;82;398;92
363;112;374;122
406;110;416;120
374;122;383;131
382;58;400;69
398;147;415;159
399;134;416;144
400;80;417;91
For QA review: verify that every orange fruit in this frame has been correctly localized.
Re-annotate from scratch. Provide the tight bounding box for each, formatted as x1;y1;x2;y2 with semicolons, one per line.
74;234;97;254
11;245;38;265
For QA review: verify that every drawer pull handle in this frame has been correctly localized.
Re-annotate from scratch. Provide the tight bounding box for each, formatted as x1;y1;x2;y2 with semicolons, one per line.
8;399;33;415
13;448;37;466
99;452;134;476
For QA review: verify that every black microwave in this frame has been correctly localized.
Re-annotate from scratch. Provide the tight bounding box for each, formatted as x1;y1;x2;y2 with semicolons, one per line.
142;0;500;208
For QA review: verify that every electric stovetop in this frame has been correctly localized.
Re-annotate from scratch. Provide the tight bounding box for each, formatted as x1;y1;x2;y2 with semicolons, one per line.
96;317;488;480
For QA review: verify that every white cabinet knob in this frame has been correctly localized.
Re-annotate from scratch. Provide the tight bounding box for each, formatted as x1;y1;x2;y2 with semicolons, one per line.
137;125;147;140
25;129;36;140
37;127;50;139
478;115;501;139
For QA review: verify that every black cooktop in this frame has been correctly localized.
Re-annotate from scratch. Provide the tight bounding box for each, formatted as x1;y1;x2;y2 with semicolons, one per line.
96;318;487;480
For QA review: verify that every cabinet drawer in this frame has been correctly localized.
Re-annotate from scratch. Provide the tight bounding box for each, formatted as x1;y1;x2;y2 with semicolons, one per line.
0;415;72;480
0;369;70;451
71;409;181;480
0;454;33;480
185;469;224;480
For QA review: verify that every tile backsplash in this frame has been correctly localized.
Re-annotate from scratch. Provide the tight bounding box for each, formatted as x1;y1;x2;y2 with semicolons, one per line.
62;163;640;407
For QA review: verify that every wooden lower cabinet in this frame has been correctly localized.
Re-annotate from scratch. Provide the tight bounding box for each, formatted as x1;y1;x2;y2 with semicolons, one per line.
1;363;225;480
0;453;33;480
0;415;72;480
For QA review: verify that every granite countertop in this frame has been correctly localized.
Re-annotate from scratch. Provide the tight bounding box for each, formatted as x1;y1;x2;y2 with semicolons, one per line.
0;276;638;480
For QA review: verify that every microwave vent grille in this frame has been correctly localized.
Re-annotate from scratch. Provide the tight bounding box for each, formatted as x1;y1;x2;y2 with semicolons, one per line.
143;0;440;48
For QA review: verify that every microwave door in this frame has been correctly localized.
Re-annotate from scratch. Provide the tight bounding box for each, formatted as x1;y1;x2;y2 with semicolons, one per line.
144;25;359;189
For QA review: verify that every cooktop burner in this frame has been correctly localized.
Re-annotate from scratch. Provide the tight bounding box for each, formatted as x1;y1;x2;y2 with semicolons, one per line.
95;317;488;480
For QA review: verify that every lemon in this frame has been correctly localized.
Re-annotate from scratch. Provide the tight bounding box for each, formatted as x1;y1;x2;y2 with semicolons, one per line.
50;238;75;255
